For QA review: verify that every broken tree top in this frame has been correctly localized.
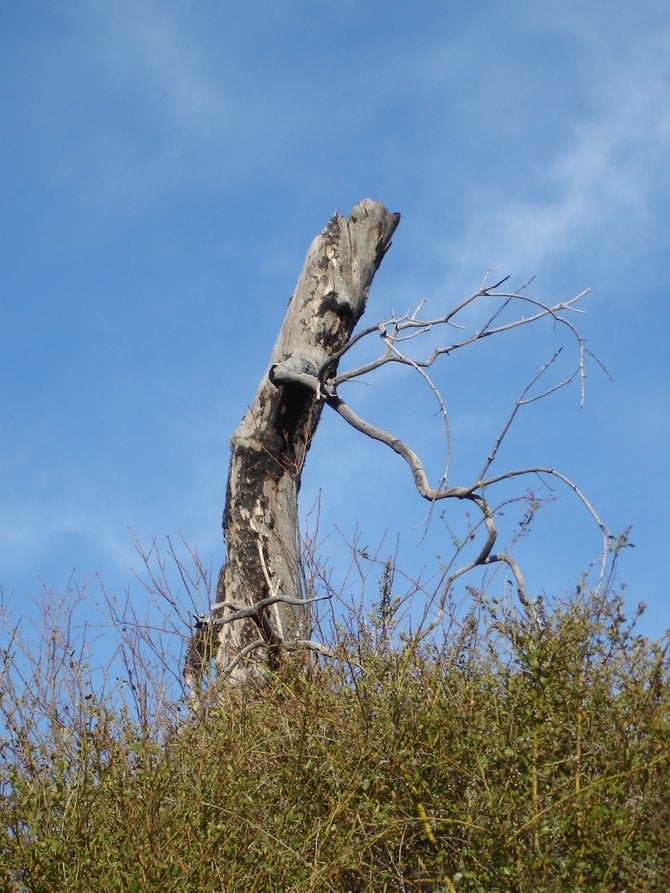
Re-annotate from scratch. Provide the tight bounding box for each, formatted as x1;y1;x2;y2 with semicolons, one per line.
214;199;399;689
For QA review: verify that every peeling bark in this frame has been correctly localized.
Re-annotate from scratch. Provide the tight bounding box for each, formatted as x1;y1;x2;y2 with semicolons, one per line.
214;199;400;689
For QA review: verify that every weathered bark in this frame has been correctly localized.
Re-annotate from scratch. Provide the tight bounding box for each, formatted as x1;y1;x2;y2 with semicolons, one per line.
213;199;400;689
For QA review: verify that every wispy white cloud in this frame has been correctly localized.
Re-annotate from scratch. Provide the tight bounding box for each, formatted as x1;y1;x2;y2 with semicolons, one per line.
88;0;231;141
404;4;670;288
485;76;670;272
0;504;135;578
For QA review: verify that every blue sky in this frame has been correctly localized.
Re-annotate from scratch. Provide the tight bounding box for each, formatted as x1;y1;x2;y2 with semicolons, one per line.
2;0;669;645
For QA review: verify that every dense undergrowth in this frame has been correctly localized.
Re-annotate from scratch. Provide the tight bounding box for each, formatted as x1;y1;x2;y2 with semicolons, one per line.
1;574;668;892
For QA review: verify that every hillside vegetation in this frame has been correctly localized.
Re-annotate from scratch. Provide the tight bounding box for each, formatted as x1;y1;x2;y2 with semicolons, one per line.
1;575;668;892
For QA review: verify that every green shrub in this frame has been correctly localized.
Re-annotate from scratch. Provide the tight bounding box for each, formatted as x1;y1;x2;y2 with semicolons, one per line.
1;580;667;891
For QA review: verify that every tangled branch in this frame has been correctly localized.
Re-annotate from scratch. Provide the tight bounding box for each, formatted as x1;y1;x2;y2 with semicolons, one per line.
319;278;610;637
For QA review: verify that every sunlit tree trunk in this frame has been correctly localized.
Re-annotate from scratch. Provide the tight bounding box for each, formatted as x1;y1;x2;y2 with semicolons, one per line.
213;199;400;689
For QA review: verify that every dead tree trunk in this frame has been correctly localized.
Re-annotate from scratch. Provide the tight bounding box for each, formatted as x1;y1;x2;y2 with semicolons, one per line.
213;199;400;689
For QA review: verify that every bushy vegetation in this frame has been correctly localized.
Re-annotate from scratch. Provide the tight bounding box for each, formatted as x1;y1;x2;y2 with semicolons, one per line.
1;567;668;892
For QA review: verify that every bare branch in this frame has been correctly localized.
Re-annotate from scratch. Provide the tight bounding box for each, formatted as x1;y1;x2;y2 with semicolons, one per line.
477;348;570;481
218;636;335;680
324;390;442;500
219;638;267;679
321;279;609;639
326;387;609;557
210;593;328;626
381;331;453;483
288;639;335;657
331;287;590;387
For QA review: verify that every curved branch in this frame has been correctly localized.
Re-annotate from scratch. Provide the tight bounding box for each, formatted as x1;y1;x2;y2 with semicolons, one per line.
210;593;328;627
326;370;610;638
480;467;608;541
415;494;501;641
221;636;334;681
382;332;453;484
219;638;267;679
324;391;447;500
327;385;607;535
